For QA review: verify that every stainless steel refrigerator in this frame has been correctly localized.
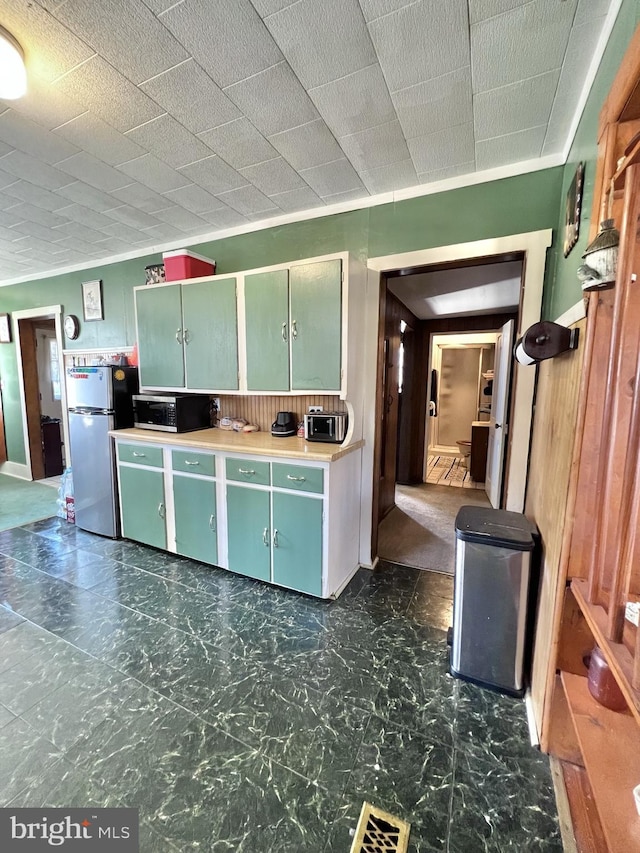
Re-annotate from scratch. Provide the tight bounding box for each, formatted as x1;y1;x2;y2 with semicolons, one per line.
66;365;138;537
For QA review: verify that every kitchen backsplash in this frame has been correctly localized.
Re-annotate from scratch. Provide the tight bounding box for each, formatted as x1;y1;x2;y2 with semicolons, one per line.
216;395;345;432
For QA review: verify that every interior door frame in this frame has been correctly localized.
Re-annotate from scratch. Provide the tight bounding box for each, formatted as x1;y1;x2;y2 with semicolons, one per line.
13;305;68;481
364;230;551;564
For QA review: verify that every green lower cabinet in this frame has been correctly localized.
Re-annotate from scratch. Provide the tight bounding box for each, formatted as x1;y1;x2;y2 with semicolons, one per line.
118;465;166;549
226;485;271;582
173;475;218;565
272;492;323;596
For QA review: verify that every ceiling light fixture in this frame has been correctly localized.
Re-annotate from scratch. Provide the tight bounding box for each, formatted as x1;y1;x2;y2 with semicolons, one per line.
0;26;27;99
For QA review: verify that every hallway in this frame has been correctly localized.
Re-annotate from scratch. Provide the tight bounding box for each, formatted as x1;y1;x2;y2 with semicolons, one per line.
377;483;490;575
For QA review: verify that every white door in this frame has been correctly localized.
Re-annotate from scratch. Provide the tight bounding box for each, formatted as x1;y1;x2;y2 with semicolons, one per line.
485;320;515;507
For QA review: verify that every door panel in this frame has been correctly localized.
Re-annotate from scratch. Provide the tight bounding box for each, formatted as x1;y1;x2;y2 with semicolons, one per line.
486;320;514;508
136;285;184;388
226;484;270;581
173;475;218;565
290;260;342;390
245;270;290;391
183;278;239;390
119;465;166;549
70;411;117;537
272;492;323;596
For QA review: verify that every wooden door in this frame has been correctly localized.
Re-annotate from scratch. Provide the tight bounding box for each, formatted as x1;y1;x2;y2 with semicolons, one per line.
485;320;514;507
245;269;290;391
183;277;239;390
378;299;402;521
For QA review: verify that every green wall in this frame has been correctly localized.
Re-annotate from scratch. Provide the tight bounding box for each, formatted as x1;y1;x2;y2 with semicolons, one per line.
544;0;640;320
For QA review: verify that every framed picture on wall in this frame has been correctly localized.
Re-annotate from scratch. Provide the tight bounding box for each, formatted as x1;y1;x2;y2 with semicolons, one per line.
0;313;11;343
563;162;585;257
82;279;103;322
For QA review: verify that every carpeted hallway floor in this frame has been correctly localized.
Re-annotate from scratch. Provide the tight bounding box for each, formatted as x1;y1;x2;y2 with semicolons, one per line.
0;474;59;533
377;483;490;574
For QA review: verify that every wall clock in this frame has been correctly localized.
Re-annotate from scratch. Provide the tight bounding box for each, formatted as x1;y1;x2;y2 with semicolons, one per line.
64;314;80;340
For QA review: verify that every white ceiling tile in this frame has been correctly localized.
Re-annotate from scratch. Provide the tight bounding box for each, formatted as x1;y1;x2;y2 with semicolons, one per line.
368;0;470;92
321;188;370;205
298;158;365;197
358;1;416;23
199;206;249;228
0;151;74;190
55;152;131;192
125;115;214;168
474;70;559;140
407;123;475;173
198;119;279;170
358;158;418;194
268;120;344;170
575;0;610;25
104;204;161;230
263;0;376;89
468;0;531;25
162;184;226;214
111;183;174;214
339;120;410;171
52;56;164;133
54;203;114;231
4;202;68;229
140;223;185;241
0;207;21;229
54;113;147;166
52;220;108;244
11;220;65;243
0;223;22;242
0;141;12;159
416;160;475;184
178;156;249;195
0;0;95;83
216;185;279;216
91;236;133;253
54;182;120;212
268;186;325;212
54;0;189;84
1;75;84;131
0;180;65;212
152;206;212;232
0;111;80;164
393;66;473;139
472;0;578;92
250;0;297;15
159;0;283;88
141;0;179;13
101;221;151;243
140;60;242;135
309;64;397;137
224;62;320;136
476;125;546;170
117;154;192;192
49;234;106;255
240;157;306;195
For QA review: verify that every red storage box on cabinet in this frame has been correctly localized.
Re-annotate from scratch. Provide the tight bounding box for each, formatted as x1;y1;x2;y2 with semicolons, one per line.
162;249;216;281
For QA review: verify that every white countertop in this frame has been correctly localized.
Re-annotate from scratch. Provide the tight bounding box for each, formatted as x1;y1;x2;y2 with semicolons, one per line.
110;427;364;462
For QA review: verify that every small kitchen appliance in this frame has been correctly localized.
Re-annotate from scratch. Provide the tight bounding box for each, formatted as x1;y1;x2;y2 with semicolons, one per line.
132;393;211;433
271;411;296;437
304;411;348;443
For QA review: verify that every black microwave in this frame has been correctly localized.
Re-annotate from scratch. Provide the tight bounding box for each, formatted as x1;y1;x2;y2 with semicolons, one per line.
132;394;211;433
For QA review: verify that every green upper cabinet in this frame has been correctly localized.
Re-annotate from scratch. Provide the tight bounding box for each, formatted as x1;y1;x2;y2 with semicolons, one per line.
245;269;290;391
136;284;185;388
182;277;239;390
290;259;342;391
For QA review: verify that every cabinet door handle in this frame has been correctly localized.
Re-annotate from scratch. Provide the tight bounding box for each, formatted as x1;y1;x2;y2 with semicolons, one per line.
262;527;269;546
272;528;279;548
183;328;190;344
209;514;216;532
158;503;165;519
286;474;306;482
238;468;256;476
291;320;298;340
175;327;183;344
132;451;146;458
184;460;200;466
282;322;287;342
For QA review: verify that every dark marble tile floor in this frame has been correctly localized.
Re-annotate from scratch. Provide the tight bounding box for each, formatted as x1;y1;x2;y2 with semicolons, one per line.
0;518;563;852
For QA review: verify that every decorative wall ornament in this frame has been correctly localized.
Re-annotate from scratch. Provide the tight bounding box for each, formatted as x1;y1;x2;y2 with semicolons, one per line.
82;279;103;321
563;161;585;257
0;313;11;343
577;218;619;291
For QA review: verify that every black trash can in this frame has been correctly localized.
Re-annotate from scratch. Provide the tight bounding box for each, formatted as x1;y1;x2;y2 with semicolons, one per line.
450;506;539;697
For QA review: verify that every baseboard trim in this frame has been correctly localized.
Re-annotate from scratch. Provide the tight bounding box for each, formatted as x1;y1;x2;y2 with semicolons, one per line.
0;461;32;480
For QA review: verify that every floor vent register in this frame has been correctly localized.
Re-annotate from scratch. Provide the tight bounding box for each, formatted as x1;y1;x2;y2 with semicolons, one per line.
349;802;411;853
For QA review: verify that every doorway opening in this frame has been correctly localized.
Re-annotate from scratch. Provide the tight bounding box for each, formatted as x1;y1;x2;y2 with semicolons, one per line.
375;253;524;574
13;306;69;483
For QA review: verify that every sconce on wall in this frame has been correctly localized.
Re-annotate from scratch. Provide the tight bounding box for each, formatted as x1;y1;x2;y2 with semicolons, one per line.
577;219;619;292
514;321;579;366
0;26;27;100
